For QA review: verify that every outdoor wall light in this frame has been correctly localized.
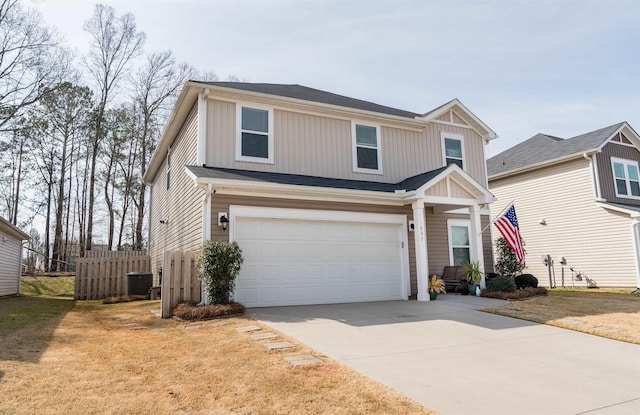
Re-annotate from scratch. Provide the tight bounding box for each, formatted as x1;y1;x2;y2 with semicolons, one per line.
218;213;229;231
160;219;168;225
538;218;547;226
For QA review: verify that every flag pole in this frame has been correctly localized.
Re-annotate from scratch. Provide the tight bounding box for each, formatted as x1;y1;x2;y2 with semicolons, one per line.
480;200;515;233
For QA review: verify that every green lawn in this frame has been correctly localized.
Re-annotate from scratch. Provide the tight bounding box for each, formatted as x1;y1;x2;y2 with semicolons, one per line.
0;276;75;337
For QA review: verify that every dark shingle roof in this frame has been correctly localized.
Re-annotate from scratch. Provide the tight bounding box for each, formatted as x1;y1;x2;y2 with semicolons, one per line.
487;122;626;178
193;81;420;119
185;166;449;193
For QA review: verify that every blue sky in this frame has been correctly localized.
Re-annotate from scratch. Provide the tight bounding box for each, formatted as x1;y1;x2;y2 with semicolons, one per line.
31;0;640;157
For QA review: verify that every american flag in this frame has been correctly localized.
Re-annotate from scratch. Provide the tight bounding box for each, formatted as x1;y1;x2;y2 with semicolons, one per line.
494;204;525;265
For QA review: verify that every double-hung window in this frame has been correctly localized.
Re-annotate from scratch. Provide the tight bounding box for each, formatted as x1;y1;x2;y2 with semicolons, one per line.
353;123;382;174
442;132;464;169
448;220;470;266
237;105;273;163
612;158;640;198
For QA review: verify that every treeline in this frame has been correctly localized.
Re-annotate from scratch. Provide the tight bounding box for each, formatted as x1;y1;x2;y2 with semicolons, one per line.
0;1;222;271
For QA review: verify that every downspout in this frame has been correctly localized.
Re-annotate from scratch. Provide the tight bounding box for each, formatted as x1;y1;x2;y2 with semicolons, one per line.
198;183;213;305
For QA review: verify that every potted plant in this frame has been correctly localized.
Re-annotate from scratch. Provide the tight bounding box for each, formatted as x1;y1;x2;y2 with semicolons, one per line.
428;275;446;300
464;261;483;295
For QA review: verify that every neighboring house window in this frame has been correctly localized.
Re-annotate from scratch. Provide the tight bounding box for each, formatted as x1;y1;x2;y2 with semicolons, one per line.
441;132;464;169
448;220;470;266
166;148;171;191
352;123;382;174
612;158;640;198
236;105;273;163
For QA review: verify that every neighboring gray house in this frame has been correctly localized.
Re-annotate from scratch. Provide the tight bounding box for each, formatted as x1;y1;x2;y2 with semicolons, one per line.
143;82;498;307
488;122;640;288
0;216;29;297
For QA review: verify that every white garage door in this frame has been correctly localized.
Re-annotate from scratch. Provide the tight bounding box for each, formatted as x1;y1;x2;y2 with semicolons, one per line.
231;206;409;307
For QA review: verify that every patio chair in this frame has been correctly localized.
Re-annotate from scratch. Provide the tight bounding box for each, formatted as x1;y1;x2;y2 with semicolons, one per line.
439;266;466;293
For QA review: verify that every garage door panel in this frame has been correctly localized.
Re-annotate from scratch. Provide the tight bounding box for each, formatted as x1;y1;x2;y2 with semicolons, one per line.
233;212;406;307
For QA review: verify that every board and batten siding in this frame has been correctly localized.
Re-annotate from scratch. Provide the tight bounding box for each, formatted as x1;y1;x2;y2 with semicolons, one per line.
205;100;487;186
148;104;203;282
0;230;23;296
490;158;638;287
596;141;640;205
207;194;492;296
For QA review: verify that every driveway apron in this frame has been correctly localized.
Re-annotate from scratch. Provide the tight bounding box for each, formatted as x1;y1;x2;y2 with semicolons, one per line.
249;296;640;415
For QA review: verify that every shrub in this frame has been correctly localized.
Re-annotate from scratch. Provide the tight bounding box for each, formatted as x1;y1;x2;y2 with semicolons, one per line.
486;275;516;293
199;241;244;304
495;237;525;276
172;301;245;320
481;287;547;300
485;272;500;281
515;274;538;289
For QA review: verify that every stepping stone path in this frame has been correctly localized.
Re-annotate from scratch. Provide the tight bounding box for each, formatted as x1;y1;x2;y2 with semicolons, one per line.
184;324;203;330
558;318;585;325
212;321;230;327
236;325;262;333
264;341;296;351
132;326;149;331
521;313;549;320
594;326;621;333
284;355;322;367
250;332;279;341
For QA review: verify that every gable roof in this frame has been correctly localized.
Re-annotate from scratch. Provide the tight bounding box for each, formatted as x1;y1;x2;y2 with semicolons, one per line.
143;81;497;184
198;82;419;119
487;122;631;179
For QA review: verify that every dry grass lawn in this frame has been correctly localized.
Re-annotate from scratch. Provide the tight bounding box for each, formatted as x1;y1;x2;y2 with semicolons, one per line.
484;288;640;344
0;297;435;415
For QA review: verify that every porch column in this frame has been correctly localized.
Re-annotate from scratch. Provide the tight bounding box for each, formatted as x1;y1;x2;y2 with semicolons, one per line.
412;199;430;301
469;203;486;289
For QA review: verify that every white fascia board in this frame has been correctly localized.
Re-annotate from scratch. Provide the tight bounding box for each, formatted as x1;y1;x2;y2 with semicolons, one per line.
596;202;640;218
144;83;200;183
414;164;494;203
488;150;599;182
420;99;498;141
597;122;640;152
192;176;406;206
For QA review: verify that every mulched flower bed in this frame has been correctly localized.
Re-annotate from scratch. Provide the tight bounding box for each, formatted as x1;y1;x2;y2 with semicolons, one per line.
481;287;548;300
172;301;245;321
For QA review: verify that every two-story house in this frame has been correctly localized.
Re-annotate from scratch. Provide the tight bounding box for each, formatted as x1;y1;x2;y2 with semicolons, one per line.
487;122;640;288
142;82;497;307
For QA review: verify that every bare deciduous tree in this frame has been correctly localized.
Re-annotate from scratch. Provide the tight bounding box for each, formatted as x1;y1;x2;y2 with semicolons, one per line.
0;0;70;131
82;3;145;252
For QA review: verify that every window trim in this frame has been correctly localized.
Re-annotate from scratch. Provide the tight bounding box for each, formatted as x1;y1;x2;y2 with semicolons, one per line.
236;103;274;164
447;219;471;266
611;157;640;199
441;132;465;169
352;122;383;174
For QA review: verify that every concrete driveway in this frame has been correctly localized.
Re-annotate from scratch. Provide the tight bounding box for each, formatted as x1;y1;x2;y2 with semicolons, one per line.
249;296;640;415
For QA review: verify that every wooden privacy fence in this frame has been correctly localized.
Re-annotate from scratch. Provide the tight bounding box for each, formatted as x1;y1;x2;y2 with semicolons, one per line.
84;250;147;258
161;250;201;318
75;254;150;300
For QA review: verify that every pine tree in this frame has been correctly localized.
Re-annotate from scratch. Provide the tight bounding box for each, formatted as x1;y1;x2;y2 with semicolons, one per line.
495;237;525;276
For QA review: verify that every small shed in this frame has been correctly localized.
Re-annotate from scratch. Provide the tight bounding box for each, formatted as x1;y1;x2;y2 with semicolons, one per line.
0;216;29;297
